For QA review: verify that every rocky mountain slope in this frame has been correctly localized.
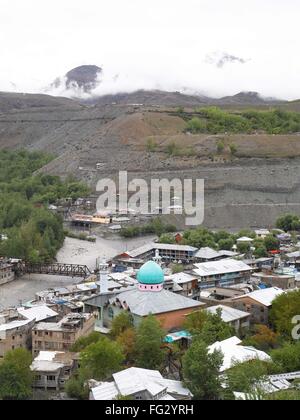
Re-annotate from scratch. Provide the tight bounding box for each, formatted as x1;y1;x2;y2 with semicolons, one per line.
0;90;300;229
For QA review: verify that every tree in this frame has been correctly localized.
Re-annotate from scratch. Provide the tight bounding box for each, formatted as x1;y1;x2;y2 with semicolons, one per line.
185;309;235;345
225;360;274;396
110;312;133;339
270;289;300;339
237;242;251;254
70;331;102;352
135;315;165;370
117;328;137;363
271;341;300;372
0;349;33;400
80;337;124;381
263;235;279;251
243;325;279;351
182;339;223;400
276;214;300;232
229;143;237;155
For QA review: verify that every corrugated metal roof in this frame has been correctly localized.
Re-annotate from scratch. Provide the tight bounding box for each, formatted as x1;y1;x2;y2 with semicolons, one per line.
194;258;252;277
17;305;58;322
109;288;203;316
205;305;250;323
232;287;284;307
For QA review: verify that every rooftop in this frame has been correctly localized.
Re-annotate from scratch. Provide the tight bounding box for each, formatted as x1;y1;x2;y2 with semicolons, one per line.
109;287;203;317
208;336;272;372
194;258;252;277
205;305;250;323
91;367;192;400
232;287;284;306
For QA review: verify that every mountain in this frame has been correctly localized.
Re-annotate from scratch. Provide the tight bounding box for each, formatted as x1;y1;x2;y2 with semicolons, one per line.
48;65;103;96
219;91;282;105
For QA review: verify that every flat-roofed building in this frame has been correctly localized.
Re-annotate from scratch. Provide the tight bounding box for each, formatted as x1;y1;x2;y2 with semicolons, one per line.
31;351;77;390
193;258;252;289
0;318;35;358
32;313;95;356
232;287;284;325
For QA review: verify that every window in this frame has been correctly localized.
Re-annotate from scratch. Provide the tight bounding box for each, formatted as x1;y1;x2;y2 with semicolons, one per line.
108;307;114;319
47;376;56;381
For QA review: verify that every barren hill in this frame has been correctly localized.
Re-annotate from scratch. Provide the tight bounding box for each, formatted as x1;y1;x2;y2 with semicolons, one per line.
1;90;300;228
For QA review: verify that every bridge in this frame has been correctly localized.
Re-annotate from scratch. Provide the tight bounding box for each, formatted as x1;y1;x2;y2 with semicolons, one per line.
14;262;92;279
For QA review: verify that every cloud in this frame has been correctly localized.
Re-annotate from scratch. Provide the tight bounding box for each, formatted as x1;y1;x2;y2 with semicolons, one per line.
0;0;299;100
205;52;249;68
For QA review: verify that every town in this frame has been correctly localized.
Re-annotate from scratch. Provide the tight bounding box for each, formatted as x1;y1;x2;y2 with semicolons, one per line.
1;213;300;401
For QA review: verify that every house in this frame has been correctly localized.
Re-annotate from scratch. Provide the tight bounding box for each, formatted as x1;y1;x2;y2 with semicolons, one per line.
208;336;271;372
113;243;198;264
0;318;35;358
32;313;96;356
236;236;254;244
205;305;251;332
193;258;252;289
252;272;296;290
31;351;77;390
164;272;199;299
90;367;192;400
17;305;58;323
85;261;204;331
232;287;284;325
194;247;223;262
255;229;270;239
0;260;15;286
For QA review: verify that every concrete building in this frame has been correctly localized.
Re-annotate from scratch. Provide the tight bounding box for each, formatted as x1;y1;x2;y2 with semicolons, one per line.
31;351;77;390
0;261;15;286
193;259;252;289
194;247;223;262
205;305;251;332
85;261;204;332
164;272;199;299
0;318;35;358
90;367;192;400
232;287;285;325
32;313;95;356
252;272;296;290
113;243;197;265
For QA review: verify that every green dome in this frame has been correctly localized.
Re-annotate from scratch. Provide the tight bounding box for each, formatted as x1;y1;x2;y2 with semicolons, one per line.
137;261;164;285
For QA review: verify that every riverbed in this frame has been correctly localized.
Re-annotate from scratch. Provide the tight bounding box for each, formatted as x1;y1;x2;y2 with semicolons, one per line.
0;234;156;309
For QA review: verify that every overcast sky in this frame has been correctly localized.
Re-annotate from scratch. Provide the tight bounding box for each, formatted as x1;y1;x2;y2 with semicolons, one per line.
0;0;299;99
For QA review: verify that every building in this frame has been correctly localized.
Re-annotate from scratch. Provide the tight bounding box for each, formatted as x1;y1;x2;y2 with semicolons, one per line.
255;229;270;239
113;243;198;264
205;305;251;332
90;367;192;400
208;336;271;372
0;260;15;286
85;261;204;331
194;247;223;262
17;305;58;323
252;272;296;290
232;287;284;325
164;272;199;299
0;318;35;358
32;313;95;356
31;351;77;390
193;258;252;289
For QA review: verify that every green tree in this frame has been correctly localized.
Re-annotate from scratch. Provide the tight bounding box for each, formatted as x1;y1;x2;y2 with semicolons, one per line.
217;140;225;154
0;349;33;400
270;289;300;339
185;309;235;345
135;315;165;370
225;359;274;395
276;214;300;232
110;312;133;339
182;339;223;400
263;235;279;251
70;331;102;352
80;337;124;381
117;328;137;363
271;341;300;372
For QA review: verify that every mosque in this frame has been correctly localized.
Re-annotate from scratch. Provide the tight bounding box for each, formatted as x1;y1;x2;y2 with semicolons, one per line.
99;260;204;331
